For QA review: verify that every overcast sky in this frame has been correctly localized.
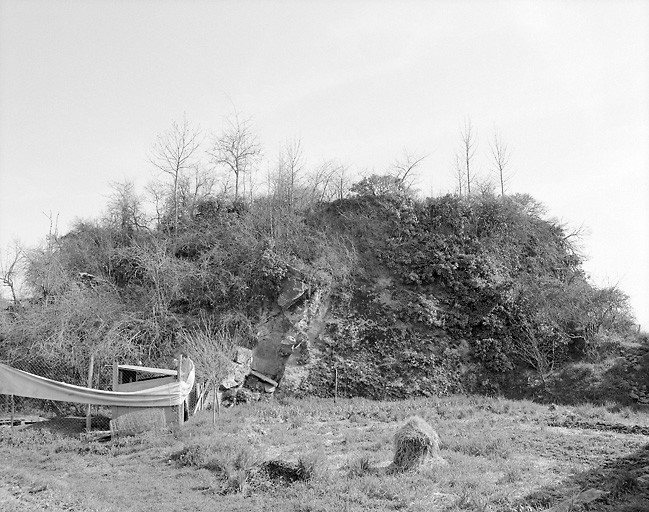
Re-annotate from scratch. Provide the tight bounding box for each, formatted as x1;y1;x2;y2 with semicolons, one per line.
1;0;648;326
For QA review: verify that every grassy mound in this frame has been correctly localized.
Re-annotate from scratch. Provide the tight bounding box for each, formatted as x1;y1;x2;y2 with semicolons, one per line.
390;415;446;473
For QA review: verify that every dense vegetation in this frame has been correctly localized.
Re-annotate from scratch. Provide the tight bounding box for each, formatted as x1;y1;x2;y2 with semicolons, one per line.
304;185;640;402
0;123;642;404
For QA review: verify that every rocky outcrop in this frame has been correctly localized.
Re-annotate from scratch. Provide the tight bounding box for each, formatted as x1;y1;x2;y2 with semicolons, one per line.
221;347;253;390
250;267;330;394
218;347;253;407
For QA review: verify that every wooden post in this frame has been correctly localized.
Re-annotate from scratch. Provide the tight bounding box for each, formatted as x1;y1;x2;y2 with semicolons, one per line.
192;382;208;415
86;354;95;432
334;368;338;404
112;360;119;390
177;355;184;426
10;394;15;429
212;382;217;425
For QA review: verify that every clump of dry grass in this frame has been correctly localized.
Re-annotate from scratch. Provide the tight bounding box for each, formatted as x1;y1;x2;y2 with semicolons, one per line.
389;416;446;473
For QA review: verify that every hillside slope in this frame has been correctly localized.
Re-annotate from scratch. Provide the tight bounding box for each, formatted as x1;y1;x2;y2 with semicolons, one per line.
0;187;639;403
276;190;637;401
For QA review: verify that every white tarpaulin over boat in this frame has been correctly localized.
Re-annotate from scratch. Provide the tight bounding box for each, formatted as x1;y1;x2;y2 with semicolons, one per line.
0;360;194;407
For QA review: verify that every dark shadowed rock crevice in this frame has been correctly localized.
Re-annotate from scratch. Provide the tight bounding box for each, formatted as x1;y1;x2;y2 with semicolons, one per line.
249;267;331;395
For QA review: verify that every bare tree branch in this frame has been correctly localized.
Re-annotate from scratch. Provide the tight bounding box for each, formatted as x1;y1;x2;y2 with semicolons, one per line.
209;112;261;201
105;180;148;234
391;149;427;190
149;117;202;233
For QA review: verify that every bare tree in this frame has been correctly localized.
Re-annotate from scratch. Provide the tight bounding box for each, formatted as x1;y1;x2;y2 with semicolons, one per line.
209;112;261;202
129;238;185;321
459;118;477;195
22;212;68;302
390;150;427;190
475;178;496;196
306;160;342;204
453;154;464;196
1;244;23;305
333;163;353;201
283;138;305;208
145;179;167;230
105;180;148;235
490;130;512;196
177;167;216;218
149;117;202;233
266;138;306;209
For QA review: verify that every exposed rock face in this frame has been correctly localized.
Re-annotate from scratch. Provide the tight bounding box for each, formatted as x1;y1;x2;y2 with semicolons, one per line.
218;347;252;406
220;347;252;390
280;286;330;393
277;274;310;310
250;267;329;394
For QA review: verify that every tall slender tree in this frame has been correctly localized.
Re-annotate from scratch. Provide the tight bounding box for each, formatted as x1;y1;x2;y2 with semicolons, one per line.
149;117;202;233
453;154;464;196
490;130;512;196
209;112;261;202
459;118;477;195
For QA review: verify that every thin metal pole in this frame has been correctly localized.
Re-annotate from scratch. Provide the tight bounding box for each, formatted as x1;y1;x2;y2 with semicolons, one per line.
10;394;15;429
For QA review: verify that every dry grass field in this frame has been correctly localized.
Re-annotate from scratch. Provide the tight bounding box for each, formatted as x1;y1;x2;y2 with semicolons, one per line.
1;395;648;511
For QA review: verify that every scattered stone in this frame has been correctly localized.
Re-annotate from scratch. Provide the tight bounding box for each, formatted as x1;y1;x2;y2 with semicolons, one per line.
233;346;253;365
220;347;252;390
235;388;261;403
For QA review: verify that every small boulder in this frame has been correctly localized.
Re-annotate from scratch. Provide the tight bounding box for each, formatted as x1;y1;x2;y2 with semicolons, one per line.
220;346;253;390
277;271;309;310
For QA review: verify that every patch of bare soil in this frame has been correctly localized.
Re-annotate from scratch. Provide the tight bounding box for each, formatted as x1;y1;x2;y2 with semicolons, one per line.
20;415;111;436
547;417;649;436
523;441;649;511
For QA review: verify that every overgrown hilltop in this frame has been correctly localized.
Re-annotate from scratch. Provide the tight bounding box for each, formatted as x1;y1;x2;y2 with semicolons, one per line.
0;172;640;403
303;181;638;401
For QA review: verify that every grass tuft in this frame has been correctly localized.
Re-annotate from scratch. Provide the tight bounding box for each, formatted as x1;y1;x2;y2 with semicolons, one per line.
347;455;375;477
390;416;445;473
